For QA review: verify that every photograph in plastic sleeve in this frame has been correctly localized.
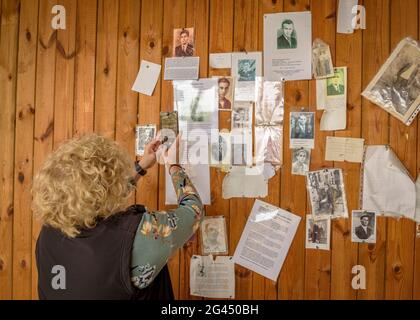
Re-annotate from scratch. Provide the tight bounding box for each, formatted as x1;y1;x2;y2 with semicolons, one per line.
351;211;376;244
362;37;420;125
255;79;284;125
159;111;178;148
173;27;194;57
306;168;348;219
291;148;311;176
312;39;334;79
210;131;231;168
231;102;253;130
305;215;330;250
200;216;228;255
290;111;315;149
214;76;234;111
255;126;283;167
135;124;156;156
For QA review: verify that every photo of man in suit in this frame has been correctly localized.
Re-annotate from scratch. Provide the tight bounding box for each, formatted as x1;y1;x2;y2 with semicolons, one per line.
327;70;345;96
174;28;194;57
277;19;297;49
291;113;313;139
218;77;232;110
355;214;374;240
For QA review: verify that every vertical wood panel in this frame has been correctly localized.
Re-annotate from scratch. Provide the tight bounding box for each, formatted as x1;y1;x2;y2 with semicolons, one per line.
73;0;97;136
32;0;58;299
358;0;389;300
386;0;418;300
415;0;420;300
12;0;39;300
0;0;19;300
94;0;119;139
276;0;310;300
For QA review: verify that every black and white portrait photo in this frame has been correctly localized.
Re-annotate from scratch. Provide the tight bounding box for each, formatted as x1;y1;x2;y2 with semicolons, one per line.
200;216;228;255
305;215;330;250
290;112;315;149
135;124;156;156
306;168;348;219
238;59;256;81
277;19;297;49
291;148;310;176
351;211;376;244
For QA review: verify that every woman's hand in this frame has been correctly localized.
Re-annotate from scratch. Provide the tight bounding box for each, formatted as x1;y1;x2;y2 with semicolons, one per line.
156;134;182;166
138;139;161;170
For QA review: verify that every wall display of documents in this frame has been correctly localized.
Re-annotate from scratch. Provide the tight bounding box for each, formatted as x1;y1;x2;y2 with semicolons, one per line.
233;200;301;281
307;168;348;220
290;111;315;149
325;136;364;163
351;210;376;244
190;255;235;299
173;79;218;163
305;215;330;250
200;216;228;255
231;52;262;101
135;124;156;156
362;37;420;126
164;57;200;80
360;145;416;220
222;166;269;199
317;67;347;131
312;38;334;79
131;60;161;96
263;11;312;81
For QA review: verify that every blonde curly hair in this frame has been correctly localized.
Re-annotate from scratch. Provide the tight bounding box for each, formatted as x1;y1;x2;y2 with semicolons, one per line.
32;134;135;238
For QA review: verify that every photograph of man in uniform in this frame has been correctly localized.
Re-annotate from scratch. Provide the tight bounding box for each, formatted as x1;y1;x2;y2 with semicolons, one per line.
277;19;297;49
173;28;194;57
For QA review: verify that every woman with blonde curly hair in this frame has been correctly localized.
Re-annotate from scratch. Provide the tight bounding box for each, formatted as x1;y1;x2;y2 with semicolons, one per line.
33;133;203;300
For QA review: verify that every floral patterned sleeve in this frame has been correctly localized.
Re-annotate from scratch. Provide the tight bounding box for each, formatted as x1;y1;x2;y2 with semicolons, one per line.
130;167;204;289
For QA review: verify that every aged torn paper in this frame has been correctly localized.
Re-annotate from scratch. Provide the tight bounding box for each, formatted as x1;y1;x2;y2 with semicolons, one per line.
190;255;235;299
222;166;268;199
233;200;301;281
361;145;416;220
164;57;199;80
325;136;364;163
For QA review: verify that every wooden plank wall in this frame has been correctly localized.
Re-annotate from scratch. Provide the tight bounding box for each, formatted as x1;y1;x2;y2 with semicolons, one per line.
1;0;420;300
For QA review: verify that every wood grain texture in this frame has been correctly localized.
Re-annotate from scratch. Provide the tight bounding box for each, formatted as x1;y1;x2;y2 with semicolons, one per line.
2;0;420;299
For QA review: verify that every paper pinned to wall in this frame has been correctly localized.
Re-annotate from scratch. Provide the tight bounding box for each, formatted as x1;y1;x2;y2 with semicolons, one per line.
190;255;235;299
209;53;232;69
361;145;416;220
231;52;262;101
222;166;269;199
337;0;359;34
233;200;301;281
132;60;161;96
325;136;364;163
164;57;200;80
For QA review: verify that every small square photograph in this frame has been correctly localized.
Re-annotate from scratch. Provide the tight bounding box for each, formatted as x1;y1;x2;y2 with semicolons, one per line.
291;148;310;176
326;68;346;96
135;124;156;156
351;211;376;244
200;216;228;255
305;215;330;250
237;59;256;81
277;18;297;49
214;76;234;111
290;111;315;149
173;27;194;57
306;168;348;219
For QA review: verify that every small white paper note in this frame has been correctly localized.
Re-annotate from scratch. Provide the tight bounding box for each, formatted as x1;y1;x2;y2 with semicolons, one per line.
233;200;301;281
325;136;365;163
164;57;199;80
190;255;235;299
131;60;161;96
209;53;232;69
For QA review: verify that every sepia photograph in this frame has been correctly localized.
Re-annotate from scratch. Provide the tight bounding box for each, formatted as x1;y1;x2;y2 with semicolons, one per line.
326;67;346;96
362;38;420;125
173;27;195;57
135;124;156;156
351;211;376;244
291;148;310;176
305;215;330;250
306;168;348;219
312;43;334;79
215;76;234;111
277;19;297;49
237;59;256;81
200;216;228;255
